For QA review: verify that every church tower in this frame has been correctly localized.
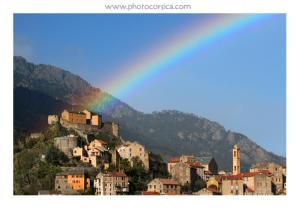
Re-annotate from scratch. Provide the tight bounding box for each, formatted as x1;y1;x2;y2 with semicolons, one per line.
232;144;240;175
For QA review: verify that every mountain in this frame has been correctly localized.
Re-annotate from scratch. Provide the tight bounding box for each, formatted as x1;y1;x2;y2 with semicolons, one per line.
13;56;286;170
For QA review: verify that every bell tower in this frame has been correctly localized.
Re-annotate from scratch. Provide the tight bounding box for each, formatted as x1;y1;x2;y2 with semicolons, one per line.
232;144;240;175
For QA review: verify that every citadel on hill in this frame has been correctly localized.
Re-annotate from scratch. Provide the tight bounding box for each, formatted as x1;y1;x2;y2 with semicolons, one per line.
15;108;286;195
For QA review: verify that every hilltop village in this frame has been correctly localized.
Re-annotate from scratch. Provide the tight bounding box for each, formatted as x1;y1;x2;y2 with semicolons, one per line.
17;109;286;195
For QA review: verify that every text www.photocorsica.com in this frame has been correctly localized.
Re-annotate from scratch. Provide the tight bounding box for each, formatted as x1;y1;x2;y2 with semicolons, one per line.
104;3;192;11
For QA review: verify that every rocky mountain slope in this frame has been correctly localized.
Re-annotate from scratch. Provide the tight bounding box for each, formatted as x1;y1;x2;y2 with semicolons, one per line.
13;56;286;170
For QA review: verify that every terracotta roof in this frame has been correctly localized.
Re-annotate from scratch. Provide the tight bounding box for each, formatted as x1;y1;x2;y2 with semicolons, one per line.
188;162;204;168
222;175;243;180
158;178;179;185
240;170;271;177
227;170;272;179
111;172;127;177
168;157;180;163
142;191;160;195
100;172;127;178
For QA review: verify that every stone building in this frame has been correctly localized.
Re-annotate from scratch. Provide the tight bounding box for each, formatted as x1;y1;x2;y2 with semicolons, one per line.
196;156;218;175
48;115;59;125
167;156;180;173
117;141;149;170
94;172;129;195
232;144;241;175
221;175;244;195
169;162;198;186
168;155;205;183
241;171;273;195
61;110;86;124
30;132;44;139
193;187;221;195
109;149;121;167
73;139;110;168
102;122;120;137
147;178;181;195
54;135;78;157
82;109;102;126
250;162;285;193
55;169;90;195
207;176;222;193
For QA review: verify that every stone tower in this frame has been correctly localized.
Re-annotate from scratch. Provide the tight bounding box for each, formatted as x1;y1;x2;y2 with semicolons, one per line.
232;144;241;175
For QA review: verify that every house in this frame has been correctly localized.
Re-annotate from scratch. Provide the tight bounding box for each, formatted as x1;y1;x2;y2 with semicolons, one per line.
61;110;87;124
169;162;198;186
54;135;78;157
193;187;221;195
250;162;285;193
55;169;90;195
94;172;129;195
117;141;149;170
30;132;44;139
207;176;222;193
147;178;181;195
240;171;273;195
221;175;244;195
88;139;108;150
196;156;218;175
48;115;59;125
167;156;180;173
109;149;121;167
142;191;160;195
73;140;110;168
82;109;102;126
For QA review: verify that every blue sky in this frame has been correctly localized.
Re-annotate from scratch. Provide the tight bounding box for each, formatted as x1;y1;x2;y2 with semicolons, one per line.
14;14;286;156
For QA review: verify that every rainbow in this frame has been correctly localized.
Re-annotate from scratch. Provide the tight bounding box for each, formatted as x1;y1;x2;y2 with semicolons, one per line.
87;14;271;113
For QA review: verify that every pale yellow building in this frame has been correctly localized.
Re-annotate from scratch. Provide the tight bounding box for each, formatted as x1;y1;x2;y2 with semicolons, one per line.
94;172;129;195
61;110;86;124
147;178;180;195
232;144;241;175
221;175;244;195
117;141;149;170
250;162;285;193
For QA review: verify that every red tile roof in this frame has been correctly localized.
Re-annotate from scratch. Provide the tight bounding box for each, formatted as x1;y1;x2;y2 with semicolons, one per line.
158;178;179;185
239;170;271;177
224;170;272;180
142;191;160;195
168;157;180;163
188;162;204;168
222;175;243;180
110;172;127;177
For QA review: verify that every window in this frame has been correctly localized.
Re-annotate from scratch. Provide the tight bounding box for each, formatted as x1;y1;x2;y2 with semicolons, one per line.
234;151;236;157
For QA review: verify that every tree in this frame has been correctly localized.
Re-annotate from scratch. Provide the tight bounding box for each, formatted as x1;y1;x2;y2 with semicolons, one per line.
119;158;131;172
125;157;150;194
45;145;69;165
192;179;207;192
